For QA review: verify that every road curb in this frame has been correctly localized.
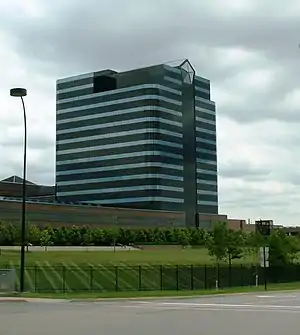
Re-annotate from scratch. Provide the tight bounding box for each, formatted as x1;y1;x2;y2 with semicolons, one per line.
0;298;28;303
68;292;256;303
67;289;300;303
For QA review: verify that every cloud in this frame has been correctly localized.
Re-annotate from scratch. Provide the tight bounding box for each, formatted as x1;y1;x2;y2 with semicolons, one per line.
1;0;300;225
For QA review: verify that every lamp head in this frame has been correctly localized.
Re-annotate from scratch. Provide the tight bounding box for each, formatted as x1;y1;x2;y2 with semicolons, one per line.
10;88;27;97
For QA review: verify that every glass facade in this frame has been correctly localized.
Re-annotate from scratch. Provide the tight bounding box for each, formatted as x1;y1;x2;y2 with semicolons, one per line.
56;60;218;219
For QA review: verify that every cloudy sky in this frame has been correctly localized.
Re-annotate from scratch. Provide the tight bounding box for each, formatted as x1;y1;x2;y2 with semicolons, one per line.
1;0;300;226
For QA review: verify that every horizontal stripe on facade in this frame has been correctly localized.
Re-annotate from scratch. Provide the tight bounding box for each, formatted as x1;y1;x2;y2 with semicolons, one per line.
162;77;211;96
57;85;182;108
57;83;94;94
82;196;184;205
196;147;216;155
195;120;216;132
57;173;184;186
196;96;215;106
163;76;182;86
197;196;218;206
56;162;184;177
57;116;182;136
56;166;183;183
196;158;217;166
56;155;183;173
58;190;183;205
197;162;218;172
197;200;218;206
196;101;215;114
163;64;181;75
197;179;217;185
197;168;217;175
197;183;218;192
56;99;182;121
196;106;215;117
57;127;183;147
56;140;183;158
57;106;182;128
196;137;216;145
195;76;210;89
196;131;216;142
57;122;183;143
196;115;216;124
197;173;217;182
56;143;183;163
57;191;184;204
57;177;183;194
195;89;210;100
57;95;182;115
56;132;183;153
56;150;183;166
197;190;218;196
57;86;94;101
57;73;94;87
195;86;209;94
196;127;216;135
57;185;184;197
57;139;183;156
196;142;217;153
196;152;217;162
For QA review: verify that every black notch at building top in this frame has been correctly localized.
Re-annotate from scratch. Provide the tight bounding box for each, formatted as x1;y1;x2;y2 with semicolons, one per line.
93;75;117;94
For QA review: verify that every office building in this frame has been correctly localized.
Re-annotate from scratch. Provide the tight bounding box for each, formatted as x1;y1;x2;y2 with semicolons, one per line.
55;59;218;227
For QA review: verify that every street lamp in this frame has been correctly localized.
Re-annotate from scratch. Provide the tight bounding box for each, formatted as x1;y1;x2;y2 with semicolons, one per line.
10;87;27;293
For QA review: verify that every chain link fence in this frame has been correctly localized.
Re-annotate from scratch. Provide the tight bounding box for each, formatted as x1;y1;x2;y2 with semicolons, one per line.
7;264;300;293
0;269;16;292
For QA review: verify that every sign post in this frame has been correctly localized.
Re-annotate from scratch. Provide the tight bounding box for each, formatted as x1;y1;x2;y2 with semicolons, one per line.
260;246;269;290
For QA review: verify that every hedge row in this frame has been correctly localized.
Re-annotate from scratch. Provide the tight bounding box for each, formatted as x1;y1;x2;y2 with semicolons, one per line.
0;222;210;246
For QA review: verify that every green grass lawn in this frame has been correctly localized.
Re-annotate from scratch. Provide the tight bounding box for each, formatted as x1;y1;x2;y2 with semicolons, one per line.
0;248;256;266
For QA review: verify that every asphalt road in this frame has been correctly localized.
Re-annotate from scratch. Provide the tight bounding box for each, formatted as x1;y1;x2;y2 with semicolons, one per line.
1;291;300;335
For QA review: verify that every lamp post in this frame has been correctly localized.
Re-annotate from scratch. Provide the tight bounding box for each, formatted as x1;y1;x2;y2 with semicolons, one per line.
10;88;27;293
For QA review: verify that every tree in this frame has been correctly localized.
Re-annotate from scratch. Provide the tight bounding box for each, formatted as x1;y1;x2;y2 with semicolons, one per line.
268;230;290;265
40;230;53;251
206;222;228;263
286;235;300;264
27;224;41;246
82;229;94;246
227;230;245;265
246;232;264;264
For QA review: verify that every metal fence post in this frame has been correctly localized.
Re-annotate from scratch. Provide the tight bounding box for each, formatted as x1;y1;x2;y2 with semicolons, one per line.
62;266;66;293
90;266;93;292
240;264;244;287
217;263;220;289
115;266;118;291
176;265;179;291
229;262;232;287
160;265;163;291
204;264;207;290
190;264;194;290
34;265;37;292
138;265;142;291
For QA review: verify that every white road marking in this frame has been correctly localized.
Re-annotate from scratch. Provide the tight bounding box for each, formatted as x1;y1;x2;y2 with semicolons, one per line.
257;295;298;298
119;304;300;314
134;301;300;309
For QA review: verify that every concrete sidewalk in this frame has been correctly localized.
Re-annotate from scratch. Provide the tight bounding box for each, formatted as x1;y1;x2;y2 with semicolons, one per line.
0;296;69;303
0;245;140;252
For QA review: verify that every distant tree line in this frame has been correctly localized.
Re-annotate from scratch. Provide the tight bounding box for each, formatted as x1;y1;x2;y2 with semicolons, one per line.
0;221;299;265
